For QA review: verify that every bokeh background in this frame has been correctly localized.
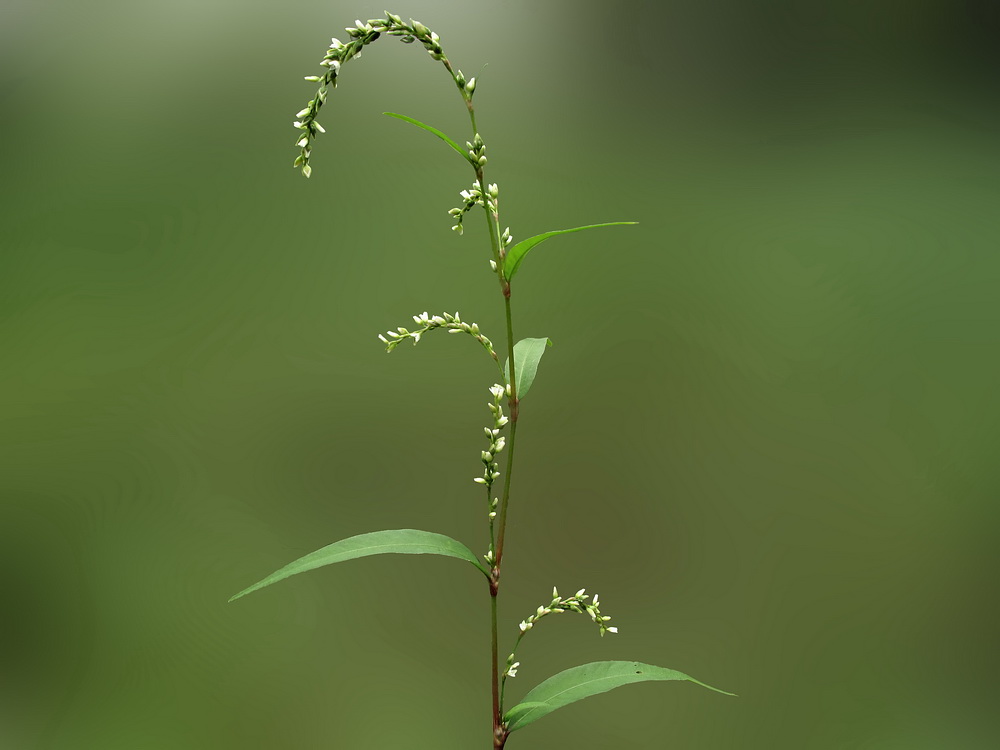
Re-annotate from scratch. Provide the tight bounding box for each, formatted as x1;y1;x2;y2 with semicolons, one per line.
2;1;999;748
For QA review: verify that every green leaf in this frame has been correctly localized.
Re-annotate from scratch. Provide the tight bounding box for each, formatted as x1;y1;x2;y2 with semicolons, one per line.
383;112;471;163
229;529;488;602
502;222;638;281
504;661;735;732
504;337;552;399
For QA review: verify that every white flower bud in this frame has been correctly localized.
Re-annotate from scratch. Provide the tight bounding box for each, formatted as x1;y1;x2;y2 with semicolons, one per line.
313;122;326;133
576;589;587;598
297;137;309;148
473;477;487;485
302;164;312;178
304;76;321;82
552;587;559;599
606;627;618;634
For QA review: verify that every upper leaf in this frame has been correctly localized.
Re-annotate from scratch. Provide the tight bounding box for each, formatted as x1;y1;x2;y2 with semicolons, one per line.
504;660;735;732
504;337;552;399
230;529;489;602
383;112;472;164
502;222;638;281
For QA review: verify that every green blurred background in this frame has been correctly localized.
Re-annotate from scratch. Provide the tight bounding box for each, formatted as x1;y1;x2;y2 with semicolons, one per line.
2;1;998;747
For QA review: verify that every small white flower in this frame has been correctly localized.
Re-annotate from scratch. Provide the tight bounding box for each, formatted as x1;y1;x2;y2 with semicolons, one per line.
552;587;559;599
378;334;388;343
297;137;309;148
473;477;487;485
606;627;618;634
519;620;530;632
313;122;326;133
302;164;312;178
576;589;587;598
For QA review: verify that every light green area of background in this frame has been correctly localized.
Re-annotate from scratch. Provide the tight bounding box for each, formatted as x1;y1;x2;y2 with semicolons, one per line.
2;1;998;748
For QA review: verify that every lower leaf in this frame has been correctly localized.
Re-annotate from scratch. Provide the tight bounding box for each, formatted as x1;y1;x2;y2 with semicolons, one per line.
229;528;489;602
504;660;735;732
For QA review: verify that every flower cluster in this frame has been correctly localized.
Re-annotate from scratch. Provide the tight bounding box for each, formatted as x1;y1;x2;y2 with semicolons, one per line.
517;587;619;639
503;655;520;679
474;383;510;493
293;12;467;177
377;311;500;365
448;179;485;234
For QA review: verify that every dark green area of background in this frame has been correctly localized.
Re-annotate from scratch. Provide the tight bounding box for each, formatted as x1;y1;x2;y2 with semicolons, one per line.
2;1;999;748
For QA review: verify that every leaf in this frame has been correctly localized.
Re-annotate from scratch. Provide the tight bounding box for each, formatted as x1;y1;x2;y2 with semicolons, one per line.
383;112;471;163
502;222;638;281
504;337;552;399
504;660;735;732
229;529;489;602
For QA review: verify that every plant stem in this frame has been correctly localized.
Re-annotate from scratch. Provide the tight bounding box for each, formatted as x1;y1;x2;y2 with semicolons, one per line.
446;54;517;747
490;590;501;746
494;295;518;568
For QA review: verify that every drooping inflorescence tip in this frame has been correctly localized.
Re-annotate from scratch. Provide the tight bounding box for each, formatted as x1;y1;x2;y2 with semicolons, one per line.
292;13;458;178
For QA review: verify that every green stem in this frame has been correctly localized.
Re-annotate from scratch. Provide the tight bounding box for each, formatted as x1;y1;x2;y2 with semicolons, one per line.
499;631;525;712
445;52;515;747
494;296;517;568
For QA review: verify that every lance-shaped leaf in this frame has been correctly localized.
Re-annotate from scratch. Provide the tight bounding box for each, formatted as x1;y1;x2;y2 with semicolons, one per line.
504;660;735;732
384;112;472;164
229;529;489;602
504;337;552;399
502;222;638;281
